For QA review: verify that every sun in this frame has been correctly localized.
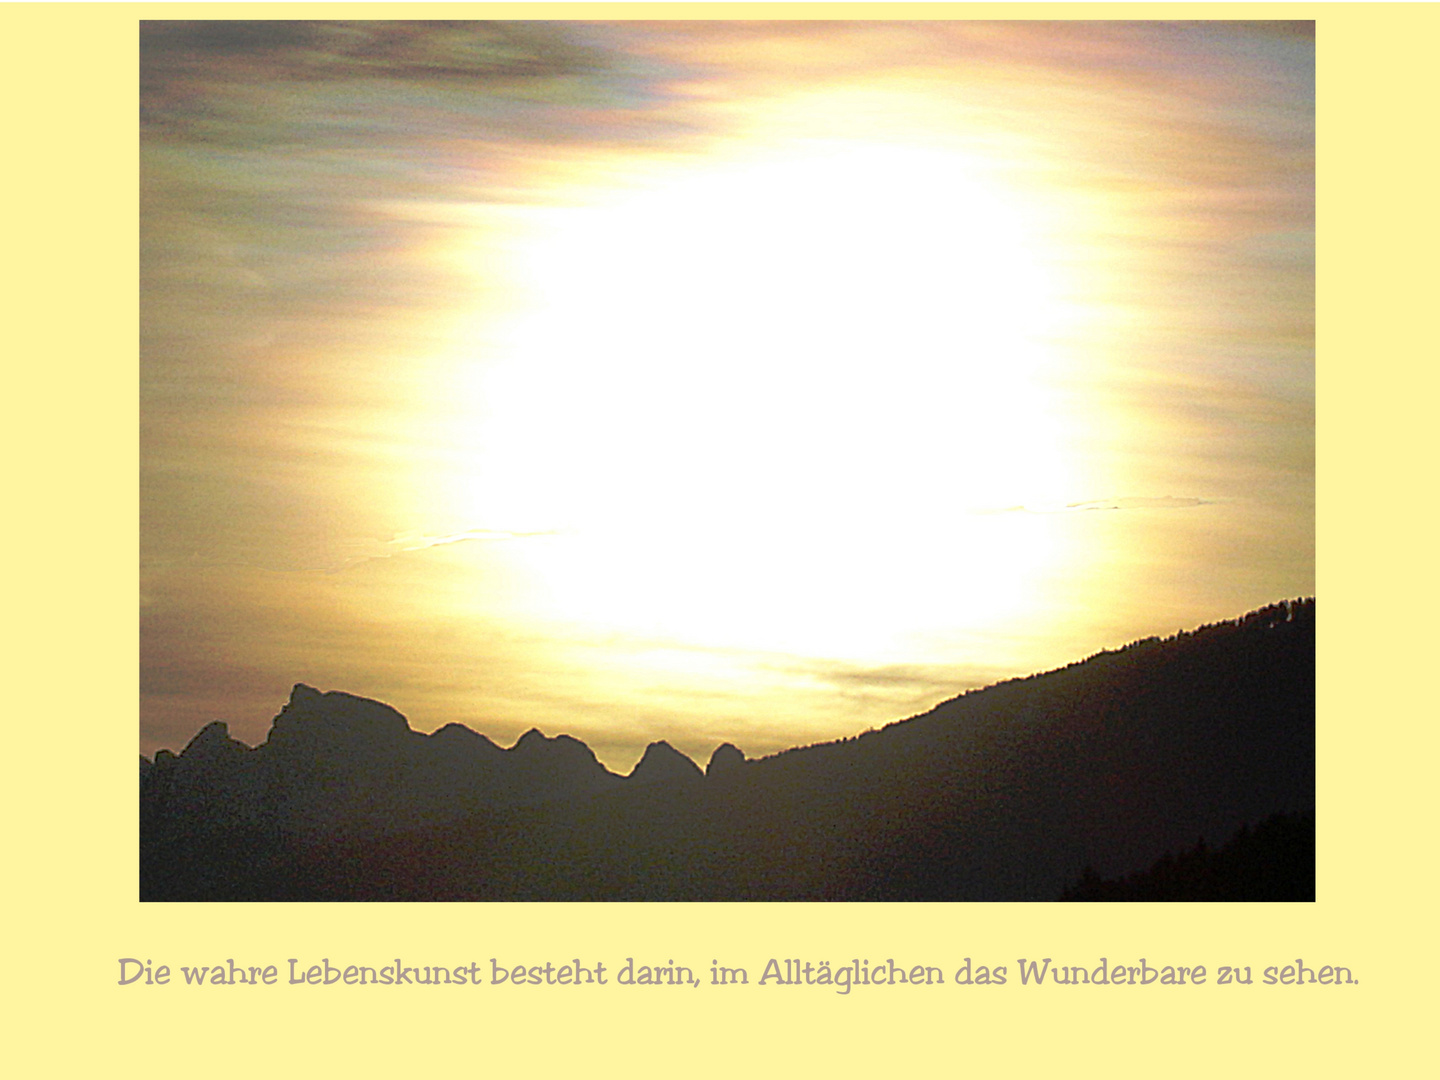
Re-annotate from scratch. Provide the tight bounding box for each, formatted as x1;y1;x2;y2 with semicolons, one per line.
438;123;1091;659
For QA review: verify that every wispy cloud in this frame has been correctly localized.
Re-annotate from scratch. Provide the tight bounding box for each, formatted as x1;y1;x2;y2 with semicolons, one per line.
980;496;1213;515
330;528;559;571
763;656;999;715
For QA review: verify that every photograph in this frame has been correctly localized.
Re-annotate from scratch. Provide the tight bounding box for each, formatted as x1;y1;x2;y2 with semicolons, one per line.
139;18;1316;901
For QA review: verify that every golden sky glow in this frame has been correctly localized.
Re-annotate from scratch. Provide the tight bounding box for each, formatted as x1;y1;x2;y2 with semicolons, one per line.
141;21;1313;770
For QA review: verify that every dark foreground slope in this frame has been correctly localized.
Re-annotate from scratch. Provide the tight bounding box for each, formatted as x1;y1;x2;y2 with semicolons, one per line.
1061;812;1315;901
141;599;1314;901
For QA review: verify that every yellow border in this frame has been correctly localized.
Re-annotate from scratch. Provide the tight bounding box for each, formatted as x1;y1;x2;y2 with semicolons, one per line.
7;4;1433;1074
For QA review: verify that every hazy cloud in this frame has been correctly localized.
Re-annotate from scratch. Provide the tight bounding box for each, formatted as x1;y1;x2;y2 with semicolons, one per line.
981;496;1213;515
765;656;998;715
335;528;559;570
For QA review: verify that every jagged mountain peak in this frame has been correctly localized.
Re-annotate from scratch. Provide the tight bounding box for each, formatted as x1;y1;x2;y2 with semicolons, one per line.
511;727;549;751
266;684;413;749
510;728;597;760
429;722;501;751
289;683;324;708
706;742;747;778
182;720;248;760
630;740;703;784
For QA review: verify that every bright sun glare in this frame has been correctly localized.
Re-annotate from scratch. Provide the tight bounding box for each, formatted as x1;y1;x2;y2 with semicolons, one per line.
441;127;1092;659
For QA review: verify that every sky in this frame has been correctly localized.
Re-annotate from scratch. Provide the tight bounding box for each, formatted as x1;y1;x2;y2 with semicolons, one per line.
141;20;1314;771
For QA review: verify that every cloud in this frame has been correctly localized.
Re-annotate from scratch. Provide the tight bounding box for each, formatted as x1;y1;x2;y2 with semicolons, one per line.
765;656;998;713
332;527;559;571
1063;496;1211;512
383;527;557;552
143;22;619;102
979;496;1212;515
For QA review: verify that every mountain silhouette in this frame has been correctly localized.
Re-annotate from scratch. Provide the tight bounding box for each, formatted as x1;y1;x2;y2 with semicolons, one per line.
706;742;748;778
141;598;1314;901
630;741;705;786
